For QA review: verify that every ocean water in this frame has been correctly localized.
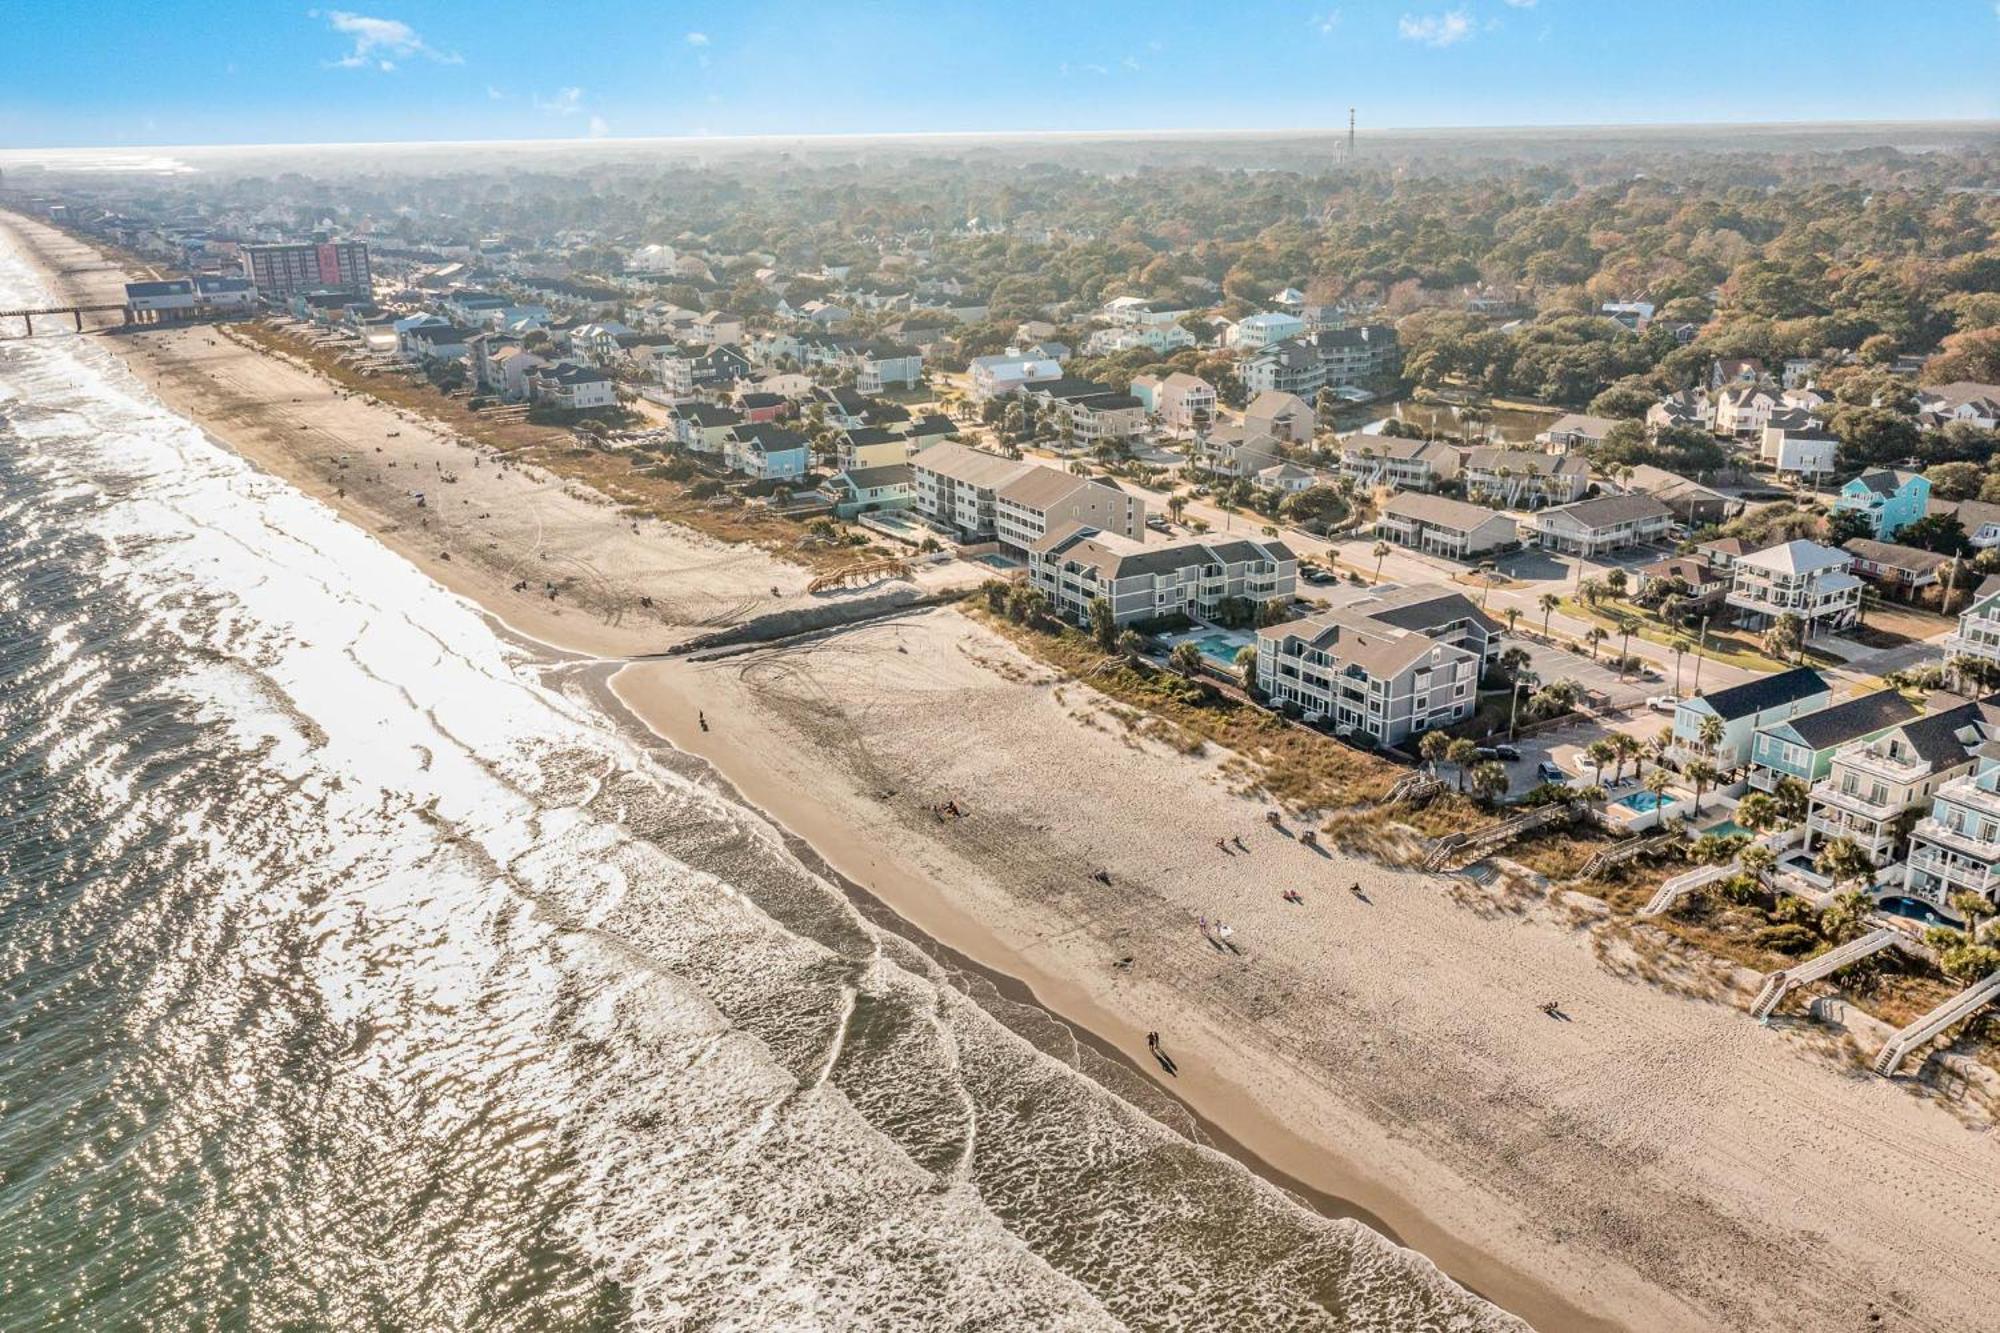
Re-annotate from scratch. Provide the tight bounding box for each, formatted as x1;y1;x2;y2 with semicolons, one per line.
0;237;1515;1332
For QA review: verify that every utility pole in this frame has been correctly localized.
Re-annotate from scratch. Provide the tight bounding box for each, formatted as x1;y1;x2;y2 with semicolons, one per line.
1347;109;1356;162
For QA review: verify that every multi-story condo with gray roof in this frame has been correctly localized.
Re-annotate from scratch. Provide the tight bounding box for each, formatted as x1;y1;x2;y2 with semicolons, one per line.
1521;493;1674;557
910;441;1035;541
1256;609;1480;747
1338;436;1460;492
1374;493;1518;560
1028;528;1295;626
1460;448;1590;508
994;467;1145;555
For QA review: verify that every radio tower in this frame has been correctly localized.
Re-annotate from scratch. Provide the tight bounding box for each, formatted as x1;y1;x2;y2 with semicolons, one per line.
1347;108;1356;162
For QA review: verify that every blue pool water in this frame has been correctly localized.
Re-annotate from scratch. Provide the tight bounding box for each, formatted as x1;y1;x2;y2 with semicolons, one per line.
1876;896;1956;927
1189;631;1254;667
1613;790;1668;812
1703;819;1752;839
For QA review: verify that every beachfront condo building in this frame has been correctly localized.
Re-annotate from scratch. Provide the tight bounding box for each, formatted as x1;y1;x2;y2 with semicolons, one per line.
1256;609;1480;747
1029;527;1295;627
993;467;1146;555
241;241;371;297
1747;688;1920;793
1521;494;1674;557
1460;448;1591;509
1337;437;1460;493
910;441;1035;542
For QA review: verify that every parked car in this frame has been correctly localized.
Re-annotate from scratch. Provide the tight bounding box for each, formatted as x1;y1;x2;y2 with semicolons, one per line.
1474;744;1521;762
1646;695;1678;713
1536;760;1567;783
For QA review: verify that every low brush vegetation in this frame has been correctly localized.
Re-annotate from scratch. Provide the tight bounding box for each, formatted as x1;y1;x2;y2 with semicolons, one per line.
968;593;1401;808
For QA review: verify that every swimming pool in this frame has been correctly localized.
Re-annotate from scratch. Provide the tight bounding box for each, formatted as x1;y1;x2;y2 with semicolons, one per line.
1613;789;1668;813
1188;631;1254;668
1702;819;1752;840
1876;895;1956;926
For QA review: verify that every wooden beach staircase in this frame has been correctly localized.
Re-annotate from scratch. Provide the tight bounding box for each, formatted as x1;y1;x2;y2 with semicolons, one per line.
806;555;912;594
1749;927;1901;1021
1579;828;1681;881
1640;860;1735;917
1872;967;2000;1077
1421;802;1573;873
1385;771;1446;807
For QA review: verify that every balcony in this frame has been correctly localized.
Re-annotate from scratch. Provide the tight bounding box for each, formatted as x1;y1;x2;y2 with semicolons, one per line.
1910;816;2000;864
1905;842;1998;896
1807;807;1897;855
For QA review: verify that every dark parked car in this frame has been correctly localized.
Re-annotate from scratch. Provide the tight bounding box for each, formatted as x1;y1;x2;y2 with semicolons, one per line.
1474;744;1521;762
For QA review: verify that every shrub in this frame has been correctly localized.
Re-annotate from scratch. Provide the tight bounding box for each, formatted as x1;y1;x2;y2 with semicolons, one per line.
1753;923;1820;954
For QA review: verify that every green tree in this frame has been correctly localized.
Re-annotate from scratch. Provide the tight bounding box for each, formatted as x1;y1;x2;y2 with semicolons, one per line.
1168;641;1205;678
1372;540;1391;584
1446;737;1479;793
1116;629;1146;663
1089;597;1118;651
1585;739;1617;789
1538;592;1560;640
1764;612;1805;664
1684;759;1719;816
1469;761;1511;803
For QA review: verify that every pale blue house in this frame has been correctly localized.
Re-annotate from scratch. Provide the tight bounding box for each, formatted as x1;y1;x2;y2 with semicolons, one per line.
1835;469;1930;539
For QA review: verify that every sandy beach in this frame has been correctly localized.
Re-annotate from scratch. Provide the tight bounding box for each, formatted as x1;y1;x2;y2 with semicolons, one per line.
9;207;1999;1333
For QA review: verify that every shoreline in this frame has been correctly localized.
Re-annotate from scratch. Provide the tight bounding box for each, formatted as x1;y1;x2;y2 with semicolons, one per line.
11;207;1999;1333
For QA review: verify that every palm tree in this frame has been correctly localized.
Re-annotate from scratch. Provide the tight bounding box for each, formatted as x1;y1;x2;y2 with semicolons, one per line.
1446;737;1479;792
1697;714;1724;762
1168;642;1205;678
1115;629;1146;663
1612;614;1637;680
1585;739;1617;789
1167;493;1188;524
1765;611;1805;665
1419;728;1452;776
1691;614;1711;693
1734;792;1780;834
1611;732;1641;784
1643;767;1674;832
1578;575;1604;607
1506;667;1538;739
1469;761;1510;804
1604;568;1628;600
1372;540;1391;584
1949;891;1995;942
1669;636;1693;697
1538;592;1560;641
1684;760;1719;816
1739;841;1778;888
1584;626;1608;661
1504;606;1520;638
1234;645;1258;680
1813;837;1876;930
1089;597;1118;650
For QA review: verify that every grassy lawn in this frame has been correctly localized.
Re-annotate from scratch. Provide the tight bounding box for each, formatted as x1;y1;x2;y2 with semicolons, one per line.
1555;595;1834;674
235;322;865;572
970;608;1403;809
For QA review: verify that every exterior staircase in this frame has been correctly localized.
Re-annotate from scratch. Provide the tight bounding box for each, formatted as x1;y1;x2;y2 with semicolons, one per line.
1749;928;1901;1021
1641;861;1736;916
1873;968;2000;1077
1422;803;1573;873
1579;829;1680;880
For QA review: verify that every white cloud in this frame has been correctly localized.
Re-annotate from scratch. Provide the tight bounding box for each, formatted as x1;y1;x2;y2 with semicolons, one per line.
487;85;506;100
1121;54;1141;71
684;31;709;45
588;115;611;138
1310;10;1341;34
534;87;585;116
1397;9;1473;46
313;9;460;69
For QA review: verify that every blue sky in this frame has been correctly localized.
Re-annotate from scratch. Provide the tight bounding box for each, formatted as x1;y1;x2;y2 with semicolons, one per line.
2;1;1997;147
